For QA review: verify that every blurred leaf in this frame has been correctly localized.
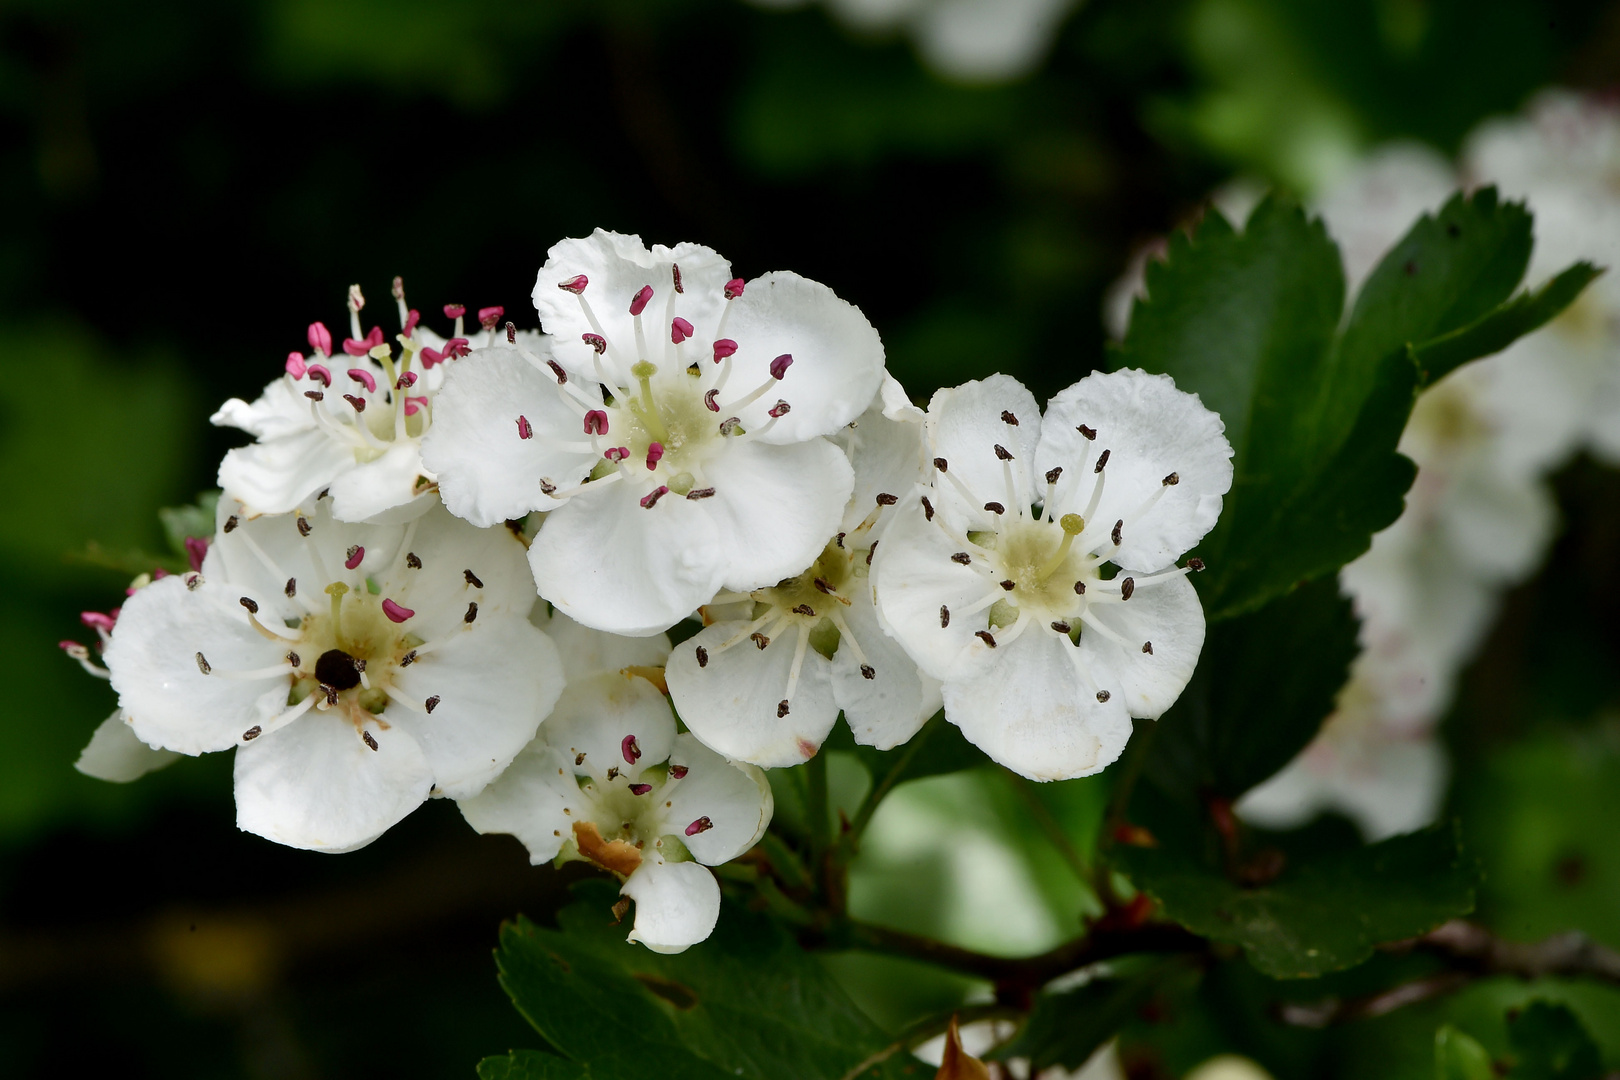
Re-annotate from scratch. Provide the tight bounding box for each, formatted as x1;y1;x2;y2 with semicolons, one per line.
1435;1025;1495;1080
494;882;914;1080
1117;823;1479;978
1505;1001;1603;1080
995;958;1184;1070
1145;576;1357;801
478;1051;592;1080
828;712;987;797
158;490;219;562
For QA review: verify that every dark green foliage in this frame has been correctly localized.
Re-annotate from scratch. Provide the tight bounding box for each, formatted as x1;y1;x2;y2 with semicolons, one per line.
478;1051;594;1080
1506;1001;1605;1080
994;957;1188;1071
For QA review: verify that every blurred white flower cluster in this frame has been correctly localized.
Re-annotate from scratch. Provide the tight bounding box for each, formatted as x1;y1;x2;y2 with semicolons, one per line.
66;229;1228;950
1111;90;1620;840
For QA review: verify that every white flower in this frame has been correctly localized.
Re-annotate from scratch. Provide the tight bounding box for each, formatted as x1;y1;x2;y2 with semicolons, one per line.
459;612;772;953
75;710;183;782
421;229;885;637
102;495;563;852
872;370;1232;781
213;280;530;523
664;376;943;767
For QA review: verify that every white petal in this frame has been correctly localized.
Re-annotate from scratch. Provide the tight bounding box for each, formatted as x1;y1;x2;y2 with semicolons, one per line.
943;631;1133;781
388;612;564;798
530;481;726;636
1038;369;1233;570
217;428;355;517
233;710;434;852
532;230;732;386
532;669;677;783
833;382;930;537
325;443;429;524
457;740;577;863
104;575;290;755
211;376;315;440
666;621;839;767
1077;573;1205;719
701;437;853;592
74;711;182;782
419;345;597;528
878;370;925;423
372;498;538;638
925;374;1043;533
714;271;886;443
831;586;942;749
664;732;773;864
533;608;672;678
621;857;721;953
870;491;997;683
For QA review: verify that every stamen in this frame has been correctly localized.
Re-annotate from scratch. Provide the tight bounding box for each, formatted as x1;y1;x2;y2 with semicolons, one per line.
383;598;415;623
940;605;950;628
464;602;478;624
640;485;669;509
1120;577;1135;601
770;354;793;380
308;322;332;357
1142;641;1153;654
583;409;610;435
696;645;710;668
629;285;654;316
670;765;688;779
975;631;996;648
645;442;664;469
1001;410;1019;426
685;816;713;836
463;569;483;588
557;275;588;295
622;735;642;764
629;783;652;796
671;317;694;344
345;545;365;571
1077;424;1096;440
1096;690;1111;702
686;487;715;500
347;368;377;393
406;553;422;569
239;694;317;744
517;415;532;439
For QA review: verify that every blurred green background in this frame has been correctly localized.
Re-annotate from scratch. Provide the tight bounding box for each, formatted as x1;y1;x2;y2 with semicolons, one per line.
3;0;1620;1075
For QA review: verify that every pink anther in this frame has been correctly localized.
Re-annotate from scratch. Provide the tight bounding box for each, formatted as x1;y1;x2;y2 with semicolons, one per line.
629;783;653;796
621;734;642;764
769;400;792;418
403;309;421;337
382;599;415;623
285;352;307;378
629;285;654;316
685;816;714;836
669;764;688;779
724;278;745;300
557;275;588;295
671;316;694;344
395;371;418;389
344;327;384;356
404;396;429;416
446;338;471;359
347;368;377;393
604;446;630;463
517;415;533;440
444;304;466;319
59;640;87;655
582;333;607;354
712;339;738;362
478;306;504;329
645;442;664;469
770;354;793;380
345;546;366;570
583;410;610;436
308;322;333;356
184;536;209;572
704;389;720;412
640;485;669;509
80;611;117;633
391;276;405;301
306;364;332;387
343;394;367;412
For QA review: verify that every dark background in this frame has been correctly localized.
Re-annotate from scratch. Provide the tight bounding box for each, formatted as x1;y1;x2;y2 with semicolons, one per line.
3;0;1620;1075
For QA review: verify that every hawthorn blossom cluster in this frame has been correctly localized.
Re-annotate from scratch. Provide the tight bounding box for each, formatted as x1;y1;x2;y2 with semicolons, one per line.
68;229;1229;950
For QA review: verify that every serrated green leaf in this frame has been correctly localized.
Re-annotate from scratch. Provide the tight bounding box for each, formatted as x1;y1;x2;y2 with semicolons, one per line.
1144;575;1358;801
1436;1025;1495;1080
1116;823;1479;978
1413;262;1606;387
478;1050;593;1080
1506;1001;1604;1080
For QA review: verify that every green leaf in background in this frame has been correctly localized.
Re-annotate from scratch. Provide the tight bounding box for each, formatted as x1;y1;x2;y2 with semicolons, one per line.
493;882;914;1080
1505;1001;1604;1080
1144;576;1358;801
1114;189;1594;620
995;957;1187;1071
1435;1025;1496;1080
158;491;220;564
1116;823;1480;978
478;1051;592;1080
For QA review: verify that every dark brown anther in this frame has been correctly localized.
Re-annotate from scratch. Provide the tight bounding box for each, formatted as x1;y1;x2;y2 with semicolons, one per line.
940;605;951;628
464;602;478;624
975;630;997;648
297;516;311;537
1051;620;1071;634
363;731;380;751
243;726;262;741
539;478;557;495
792;604;816;616
285;577;297;597
993;444;1013;461
866;541;877;565
951;552;972;565
1163;472;1180;486
304;390;325;401
860;664;875;680
1001;410;1019;426
1187;557;1206;571
506;321;517;344
343;394;367;412
984;502;1006;515
425;695;440;714
195;652;211;675
1111;519;1123;546
672;263;684;293
1077;424;1096;440
346;545;361;564
686;487;716;500
399;649;417;667
406;552;421;569
352;658;366;674
751;632;770;650
695;645;709;668
1096;690;1111;702
186;573;202;591
1000;579;1015;591
833;532;845;548
921;496;935;521
324;685;338;706
876;492;898;506
669;765;688;779
224;515;239;533
239;596;259;614
1142;641;1153;654
575;751;586;766
813;578;835;594
1045;467;1062;484
606;766;620;780
286;651;300;668
777;699;790;718
463;569;484;588
1121;577;1135;600
1094;449;1111;473
933;457;948;472
1074;580;1086;594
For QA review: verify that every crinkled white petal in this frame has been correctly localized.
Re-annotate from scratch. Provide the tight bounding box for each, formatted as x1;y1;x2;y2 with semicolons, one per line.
1076;573;1204;720
701;437;854;593
217;428;356;518
877;370;925;423
1038;368;1232;570
715;271;887;442
211;376;315;440
234;710;434;852
925;374;1042;533
530;481;726;636
388;612;563;798
831;586;941;750
74;711;182;782
104;575;290;755
419;344;598;528
666;621;839;767
457;742;577;864
942;631;1133;781
532;669;676;783
532;608;673;678
324;442;431;524
622;857;721;954
664;732;773;864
